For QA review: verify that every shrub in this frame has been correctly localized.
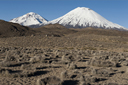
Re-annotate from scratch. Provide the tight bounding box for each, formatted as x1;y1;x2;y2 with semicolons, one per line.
91;68;113;77
67;62;77;70
79;74;96;85
86;57;116;67
36;76;62;85
29;55;45;63
60;70;68;80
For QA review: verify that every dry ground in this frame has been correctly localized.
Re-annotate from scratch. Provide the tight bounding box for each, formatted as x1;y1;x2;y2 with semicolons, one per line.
1;21;128;85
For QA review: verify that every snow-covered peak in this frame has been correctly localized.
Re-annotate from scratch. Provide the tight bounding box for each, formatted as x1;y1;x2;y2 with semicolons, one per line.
10;12;48;26
49;7;127;30
75;7;91;10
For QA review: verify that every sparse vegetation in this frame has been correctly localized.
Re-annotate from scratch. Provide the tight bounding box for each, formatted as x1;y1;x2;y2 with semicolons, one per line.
0;20;128;84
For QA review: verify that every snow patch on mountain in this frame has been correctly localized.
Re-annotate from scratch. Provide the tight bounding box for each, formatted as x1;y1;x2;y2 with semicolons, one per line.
10;12;48;26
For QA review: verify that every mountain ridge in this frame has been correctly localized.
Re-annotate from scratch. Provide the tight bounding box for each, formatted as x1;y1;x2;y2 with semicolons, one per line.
0;20;35;37
9;7;127;30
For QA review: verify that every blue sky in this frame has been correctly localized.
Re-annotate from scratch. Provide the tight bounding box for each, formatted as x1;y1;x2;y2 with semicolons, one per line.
0;0;128;28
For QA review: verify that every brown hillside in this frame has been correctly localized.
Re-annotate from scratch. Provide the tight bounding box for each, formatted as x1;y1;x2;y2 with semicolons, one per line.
33;24;77;36
73;27;128;37
0;20;35;38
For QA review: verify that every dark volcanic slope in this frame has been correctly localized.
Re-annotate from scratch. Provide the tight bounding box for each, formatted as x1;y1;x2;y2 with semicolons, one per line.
35;24;128;37
33;24;77;36
74;27;128;37
0;20;35;38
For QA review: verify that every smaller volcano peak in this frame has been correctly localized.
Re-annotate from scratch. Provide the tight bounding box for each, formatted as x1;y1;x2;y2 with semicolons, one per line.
27;12;37;15
10;12;48;26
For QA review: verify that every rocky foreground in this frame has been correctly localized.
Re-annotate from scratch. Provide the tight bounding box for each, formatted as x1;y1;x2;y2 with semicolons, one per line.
0;45;128;85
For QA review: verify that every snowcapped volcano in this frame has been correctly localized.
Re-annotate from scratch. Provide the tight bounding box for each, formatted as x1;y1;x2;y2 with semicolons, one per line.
10;12;48;26
49;7;126;30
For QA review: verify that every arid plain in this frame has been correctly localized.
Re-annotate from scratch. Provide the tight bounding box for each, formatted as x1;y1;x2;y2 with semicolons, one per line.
1;20;128;85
